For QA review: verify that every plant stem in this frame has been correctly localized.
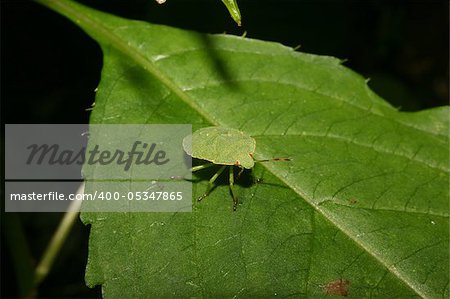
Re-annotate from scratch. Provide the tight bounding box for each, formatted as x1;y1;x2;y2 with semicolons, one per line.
33;183;84;286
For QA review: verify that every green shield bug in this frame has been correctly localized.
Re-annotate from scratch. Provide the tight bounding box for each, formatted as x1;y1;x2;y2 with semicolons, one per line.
183;126;289;211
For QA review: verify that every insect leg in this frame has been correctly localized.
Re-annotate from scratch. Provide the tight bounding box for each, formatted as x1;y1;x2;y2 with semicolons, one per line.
171;163;215;180
236;166;244;180
190;163;215;172
229;166;238;211
198;165;227;202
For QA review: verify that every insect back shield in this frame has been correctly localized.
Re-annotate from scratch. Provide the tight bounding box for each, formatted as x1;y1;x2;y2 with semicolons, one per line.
82;124;192;212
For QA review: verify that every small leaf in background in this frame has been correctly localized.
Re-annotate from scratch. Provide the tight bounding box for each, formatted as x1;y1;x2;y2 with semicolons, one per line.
221;0;242;26
36;0;449;298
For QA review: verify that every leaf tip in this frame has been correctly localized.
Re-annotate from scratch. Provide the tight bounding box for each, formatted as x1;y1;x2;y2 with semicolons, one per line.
222;0;242;27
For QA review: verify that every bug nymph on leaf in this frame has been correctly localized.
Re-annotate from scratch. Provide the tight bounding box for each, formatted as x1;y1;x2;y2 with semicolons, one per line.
182;126;290;211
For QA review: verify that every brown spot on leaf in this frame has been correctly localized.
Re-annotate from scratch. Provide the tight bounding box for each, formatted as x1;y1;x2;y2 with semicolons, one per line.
324;279;350;297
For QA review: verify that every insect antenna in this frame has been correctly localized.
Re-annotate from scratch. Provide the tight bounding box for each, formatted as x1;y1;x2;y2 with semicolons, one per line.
254;158;291;163
249;153;291;163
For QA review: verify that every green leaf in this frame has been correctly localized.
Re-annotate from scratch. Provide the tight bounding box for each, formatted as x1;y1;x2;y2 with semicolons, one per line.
37;1;449;298
221;0;242;26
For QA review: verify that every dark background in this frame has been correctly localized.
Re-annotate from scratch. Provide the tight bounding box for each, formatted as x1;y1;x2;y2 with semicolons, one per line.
1;0;448;298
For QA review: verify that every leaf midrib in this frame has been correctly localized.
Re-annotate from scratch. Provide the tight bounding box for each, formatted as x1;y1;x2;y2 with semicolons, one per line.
271;171;430;298
35;0;437;297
